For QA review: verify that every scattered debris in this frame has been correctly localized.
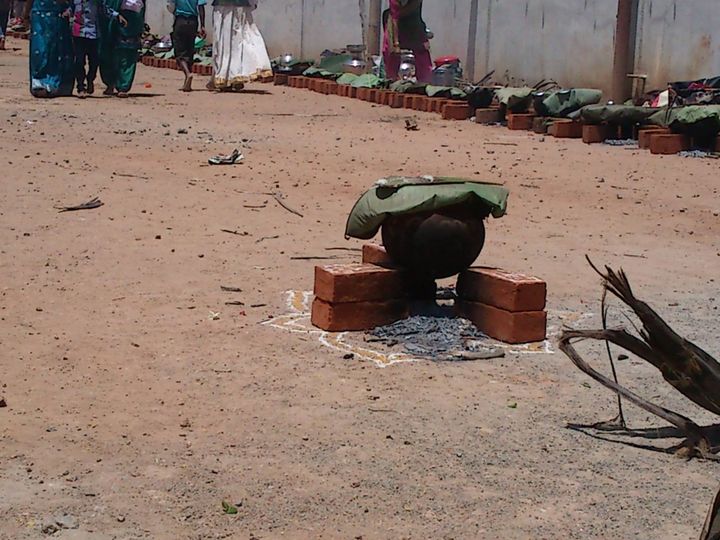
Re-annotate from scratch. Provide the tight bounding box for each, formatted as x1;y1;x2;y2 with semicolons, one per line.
222;501;239;515
273;193;303;218
208;311;221;321
220;229;249;236
55;197;104;213
0;397;6;408
603;139;637;147
485;141;518;146
42;514;79;534
678;150;719;159
224;301;245;306
405;118;419;131
559;257;720;460
256;235;280;243
221;286;243;293
290;255;342;260
208;149;244;165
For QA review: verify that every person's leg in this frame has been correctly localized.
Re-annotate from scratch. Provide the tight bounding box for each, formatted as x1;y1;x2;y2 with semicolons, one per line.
0;10;9;49
172;16;196;91
413;47;433;83
73;37;88;96
115;47;137;97
383;51;400;80
86;38;99;94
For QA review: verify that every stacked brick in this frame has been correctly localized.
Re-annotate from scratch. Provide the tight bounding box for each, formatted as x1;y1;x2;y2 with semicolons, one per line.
455;267;547;344
311;244;547;344
311;264;409;332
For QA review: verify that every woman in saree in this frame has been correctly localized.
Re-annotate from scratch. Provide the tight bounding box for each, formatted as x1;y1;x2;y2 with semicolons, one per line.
22;0;75;97
207;0;272;92
383;0;432;83
98;0;144;97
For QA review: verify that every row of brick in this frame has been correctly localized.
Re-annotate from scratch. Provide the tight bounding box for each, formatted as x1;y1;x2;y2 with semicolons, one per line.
311;243;548;344
140;56;213;76
481;109;720;155
276;74;472;121
6;31;28;40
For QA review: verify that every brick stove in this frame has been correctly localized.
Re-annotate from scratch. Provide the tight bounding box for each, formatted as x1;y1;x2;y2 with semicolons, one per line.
311;244;547;345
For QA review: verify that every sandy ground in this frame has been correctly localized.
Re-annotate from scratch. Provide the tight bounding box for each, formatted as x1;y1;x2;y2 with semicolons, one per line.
2;40;720;540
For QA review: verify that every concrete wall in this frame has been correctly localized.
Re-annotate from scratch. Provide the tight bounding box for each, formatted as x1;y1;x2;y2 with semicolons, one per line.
146;0;720;96
634;0;720;87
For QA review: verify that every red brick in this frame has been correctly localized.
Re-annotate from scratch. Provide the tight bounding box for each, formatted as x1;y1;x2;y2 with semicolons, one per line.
456;301;547;344
638;127;670;149
456;267;546;312
326;81;339;95
403;94;415;109
390;93;403;108
314;264;407;303
582;124;613;144
411;95;426;111
507;113;535;130
361;244;396;268
475;107;503;124
274;73;289;86
348;86;358;98
548;120;583;138
356;87;369;100
367;89;378;102
311;298;409;332
650;133;691;155
442;102;470;120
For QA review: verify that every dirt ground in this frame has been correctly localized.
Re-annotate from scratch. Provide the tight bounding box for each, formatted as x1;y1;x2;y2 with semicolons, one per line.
2;39;720;540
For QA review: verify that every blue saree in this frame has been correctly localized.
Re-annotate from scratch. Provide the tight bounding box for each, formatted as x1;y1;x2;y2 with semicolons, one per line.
29;0;74;97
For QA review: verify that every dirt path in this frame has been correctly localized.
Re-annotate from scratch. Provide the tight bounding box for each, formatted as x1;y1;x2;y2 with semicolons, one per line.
1;41;720;539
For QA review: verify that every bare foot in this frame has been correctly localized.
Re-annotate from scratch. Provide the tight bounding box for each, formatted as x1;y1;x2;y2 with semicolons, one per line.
182;75;193;92
116;92;129;98
77;91;87;99
103;86;115;96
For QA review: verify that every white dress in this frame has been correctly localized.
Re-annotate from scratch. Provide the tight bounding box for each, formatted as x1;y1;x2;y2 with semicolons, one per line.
212;0;272;88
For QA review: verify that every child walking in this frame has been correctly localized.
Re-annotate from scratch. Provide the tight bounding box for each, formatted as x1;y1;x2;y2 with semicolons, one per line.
72;0;99;97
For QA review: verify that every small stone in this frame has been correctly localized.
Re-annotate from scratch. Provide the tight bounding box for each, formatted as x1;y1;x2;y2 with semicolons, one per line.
0;397;6;408
117;515;126;523
177;128;188;134
55;513;79;530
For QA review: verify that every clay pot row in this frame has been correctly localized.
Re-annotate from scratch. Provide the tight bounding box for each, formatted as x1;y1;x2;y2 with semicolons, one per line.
283;75;472;120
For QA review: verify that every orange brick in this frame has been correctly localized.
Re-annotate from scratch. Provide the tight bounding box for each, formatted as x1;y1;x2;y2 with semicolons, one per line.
456;267;546;312
314;264;407;303
442;102;470;120
638;127;670;149
507;113;535;130
582;124;612;144
548;120;583;138
475;108;502;124
311;298;409;332
361;244;396;268
650;133;691;155
456;301;547;344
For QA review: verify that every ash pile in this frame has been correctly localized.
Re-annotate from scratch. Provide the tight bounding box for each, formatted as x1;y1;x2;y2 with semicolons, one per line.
367;299;504;361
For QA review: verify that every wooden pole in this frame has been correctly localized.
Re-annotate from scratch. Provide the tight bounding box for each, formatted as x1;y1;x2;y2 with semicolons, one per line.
367;0;382;57
612;0;638;103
